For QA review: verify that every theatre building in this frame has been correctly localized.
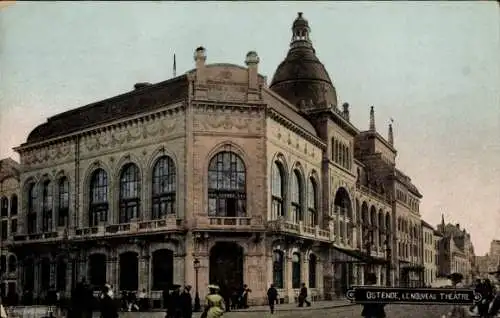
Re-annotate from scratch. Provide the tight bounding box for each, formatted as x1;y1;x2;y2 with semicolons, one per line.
5;13;423;304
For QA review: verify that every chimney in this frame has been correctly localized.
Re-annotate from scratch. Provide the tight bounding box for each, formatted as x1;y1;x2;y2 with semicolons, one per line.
342;102;350;121
456;223;460;229
193;46;208;98
245;51;260;101
369;106;375;131
134;82;151;90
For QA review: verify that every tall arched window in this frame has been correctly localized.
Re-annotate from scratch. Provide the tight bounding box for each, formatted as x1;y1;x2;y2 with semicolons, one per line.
272;250;284;289
308;254;317;288
208;151;246;217
27;183;37;234
290;170;302;224
292;252;301;289
89;169;108;226
152;156;176;219
0;197;7;217
119;163;140;223
10;195;17;216
306;177;317;227
58;177;69;226
271;162;284;220
42;180;53;232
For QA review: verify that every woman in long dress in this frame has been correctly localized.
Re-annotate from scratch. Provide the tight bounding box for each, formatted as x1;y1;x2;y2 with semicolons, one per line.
202;285;226;318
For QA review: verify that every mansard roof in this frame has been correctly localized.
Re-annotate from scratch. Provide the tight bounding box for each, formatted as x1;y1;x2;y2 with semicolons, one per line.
26;75;189;144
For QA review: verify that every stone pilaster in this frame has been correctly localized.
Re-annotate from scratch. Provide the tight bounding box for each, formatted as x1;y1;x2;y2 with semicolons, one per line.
245;253;266;304
34;260;40;298
110;256;118;290
285;255;294;302
173;254;185;286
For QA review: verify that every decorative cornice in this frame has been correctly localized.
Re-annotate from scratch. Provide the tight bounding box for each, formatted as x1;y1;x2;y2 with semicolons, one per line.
267;108;326;150
15;102;186;153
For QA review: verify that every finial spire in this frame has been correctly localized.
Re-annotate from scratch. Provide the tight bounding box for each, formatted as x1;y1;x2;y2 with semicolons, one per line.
388;118;394;145
173;53;177;77
369;106;375;131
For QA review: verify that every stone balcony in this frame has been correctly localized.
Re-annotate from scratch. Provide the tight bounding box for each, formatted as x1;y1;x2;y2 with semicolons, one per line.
266;218;331;242
10;217;184;244
193;215;264;231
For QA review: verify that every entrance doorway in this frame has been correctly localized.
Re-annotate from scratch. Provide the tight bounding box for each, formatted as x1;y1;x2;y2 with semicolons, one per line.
209;242;244;291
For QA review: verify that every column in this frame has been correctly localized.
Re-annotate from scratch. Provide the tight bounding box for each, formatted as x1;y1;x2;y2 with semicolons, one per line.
34;260;40;299
184;232;194;289
65;257;73;298
110;256;118;291
50;259;56;288
139;255;150;292
285;255;293;302
173;254;185;286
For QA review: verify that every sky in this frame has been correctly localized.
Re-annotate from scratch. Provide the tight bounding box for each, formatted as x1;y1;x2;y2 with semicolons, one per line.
0;1;498;255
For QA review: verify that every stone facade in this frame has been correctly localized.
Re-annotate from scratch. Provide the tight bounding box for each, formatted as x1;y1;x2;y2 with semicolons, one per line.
421;220;438;286
3;13;427;305
436;218;475;284
0;158;20;298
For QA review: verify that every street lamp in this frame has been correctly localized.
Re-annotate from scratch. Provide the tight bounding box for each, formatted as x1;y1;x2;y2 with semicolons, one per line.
384;239;392;287
193;258;201;312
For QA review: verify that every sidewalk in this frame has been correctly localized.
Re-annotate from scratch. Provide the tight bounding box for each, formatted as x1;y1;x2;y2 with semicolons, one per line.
6;299;356;318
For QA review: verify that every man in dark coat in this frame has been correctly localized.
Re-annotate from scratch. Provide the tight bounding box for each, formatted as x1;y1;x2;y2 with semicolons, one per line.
180;285;193;318
298;283;311;307
99;285;118;318
267;284;278;314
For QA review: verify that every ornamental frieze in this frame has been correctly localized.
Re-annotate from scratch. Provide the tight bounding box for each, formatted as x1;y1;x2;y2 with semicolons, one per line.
83;116;181;153
22;142;73;166
272;126;317;160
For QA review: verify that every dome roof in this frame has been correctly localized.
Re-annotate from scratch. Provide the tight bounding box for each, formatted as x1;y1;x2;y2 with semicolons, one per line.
270;12;337;111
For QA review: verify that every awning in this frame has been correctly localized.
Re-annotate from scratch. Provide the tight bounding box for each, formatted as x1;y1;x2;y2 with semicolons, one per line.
331;246;388;265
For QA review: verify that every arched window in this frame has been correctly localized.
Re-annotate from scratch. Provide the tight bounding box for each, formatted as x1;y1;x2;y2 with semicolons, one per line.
306;177;317;227
0;197;7;217
292;252;301;289
152;156;176;219
0;255;5;275
42;180;53;232
271;162;284;220
119;163;140;223
58;177;70;227
27;183;37;234
89;169;109;226
290;170;302;224
10;194;17;216
272;250;284;289
308;254;317;288
208;151;246;217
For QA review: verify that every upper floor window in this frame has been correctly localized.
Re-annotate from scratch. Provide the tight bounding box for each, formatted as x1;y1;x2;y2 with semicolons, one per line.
27;183;37;234
290;170;303;224
331;138;351;170
42;180;53;232
89;169;108;226
0;220;7;240
306;177;317;227
58;177;69;227
152;156;176;219
119;163;140;223
271;161;285;220
208;151;246;217
10;194;17;216
0;197;7;217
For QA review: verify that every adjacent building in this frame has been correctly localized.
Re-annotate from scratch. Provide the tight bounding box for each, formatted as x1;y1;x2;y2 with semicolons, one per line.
421;220;437;286
0;158;20;298
436;216;476;284
4;12;427;304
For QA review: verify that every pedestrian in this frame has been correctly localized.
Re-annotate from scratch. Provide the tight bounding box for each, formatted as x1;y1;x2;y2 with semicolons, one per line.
99;285;118;318
360;273;386;318
201;285;225;318
298;283;311;307
180;285;193;318
267;284;278;314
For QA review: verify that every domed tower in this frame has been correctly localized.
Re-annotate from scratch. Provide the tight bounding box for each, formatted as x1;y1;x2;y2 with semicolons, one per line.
270;12;338;112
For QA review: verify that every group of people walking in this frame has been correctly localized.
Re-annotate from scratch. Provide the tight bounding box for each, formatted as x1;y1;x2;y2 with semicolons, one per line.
471;278;500;318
